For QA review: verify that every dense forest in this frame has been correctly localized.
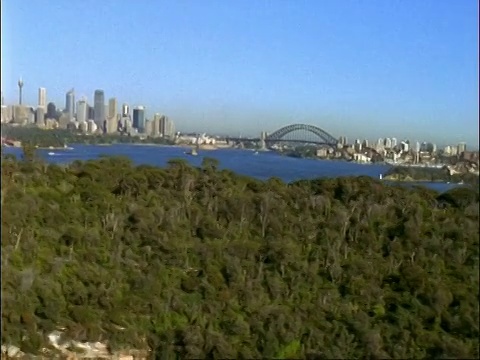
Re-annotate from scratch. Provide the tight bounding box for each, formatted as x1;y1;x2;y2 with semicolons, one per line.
1;125;174;148
1;147;479;358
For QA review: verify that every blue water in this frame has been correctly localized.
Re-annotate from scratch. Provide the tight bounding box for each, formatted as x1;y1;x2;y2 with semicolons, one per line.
3;144;460;192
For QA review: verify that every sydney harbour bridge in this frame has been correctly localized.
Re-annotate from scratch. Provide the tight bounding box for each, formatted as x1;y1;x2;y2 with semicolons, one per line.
226;123;339;149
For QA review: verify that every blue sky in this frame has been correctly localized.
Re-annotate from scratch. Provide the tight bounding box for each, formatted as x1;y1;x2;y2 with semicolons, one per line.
2;0;478;146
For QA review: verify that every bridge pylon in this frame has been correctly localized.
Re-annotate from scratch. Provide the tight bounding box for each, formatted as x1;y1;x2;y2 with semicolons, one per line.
260;131;267;150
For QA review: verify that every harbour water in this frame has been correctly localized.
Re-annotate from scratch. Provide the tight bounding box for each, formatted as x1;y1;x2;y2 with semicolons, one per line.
3;144;460;192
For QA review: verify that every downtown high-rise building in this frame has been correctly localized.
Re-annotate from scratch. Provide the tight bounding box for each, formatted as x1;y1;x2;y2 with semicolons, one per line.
76;99;88;123
46;102;57;119
122;103;129;117
88;105;95;120
108;98;117;119
36;106;45;125
94;90;105;129
160;115;175;138
152;113;162;137
65;89;75;119
338;136;348;146
105;98;118;134
132;106;145;132
38;87;47;108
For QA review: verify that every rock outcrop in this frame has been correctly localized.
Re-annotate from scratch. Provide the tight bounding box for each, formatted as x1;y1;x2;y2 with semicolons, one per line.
2;331;150;359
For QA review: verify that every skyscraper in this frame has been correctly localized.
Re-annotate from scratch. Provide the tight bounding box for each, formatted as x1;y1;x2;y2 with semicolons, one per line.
108;98;117;119
38;87;47;108
46;102;57;119
88;106;95;120
76;99;88;123
152;113;162;137
160;115;175;138
132;106;145;132
122;103;130;117
36;107;45;125
65;89;75;119
94;90;105;128
105;98;118;134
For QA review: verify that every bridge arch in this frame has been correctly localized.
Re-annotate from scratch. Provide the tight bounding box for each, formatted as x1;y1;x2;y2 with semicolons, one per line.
266;124;338;146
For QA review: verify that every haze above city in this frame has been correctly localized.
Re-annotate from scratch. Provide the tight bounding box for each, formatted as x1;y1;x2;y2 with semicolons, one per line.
1;0;478;147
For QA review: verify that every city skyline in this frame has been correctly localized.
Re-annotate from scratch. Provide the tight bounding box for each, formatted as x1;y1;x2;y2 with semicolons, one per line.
1;0;478;145
1;82;475;150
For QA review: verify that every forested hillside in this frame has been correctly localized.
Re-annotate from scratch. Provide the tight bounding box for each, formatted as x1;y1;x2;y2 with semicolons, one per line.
1;151;479;358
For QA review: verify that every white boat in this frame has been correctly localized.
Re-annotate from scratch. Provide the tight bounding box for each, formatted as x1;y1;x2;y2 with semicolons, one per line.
185;148;198;156
48;152;55;156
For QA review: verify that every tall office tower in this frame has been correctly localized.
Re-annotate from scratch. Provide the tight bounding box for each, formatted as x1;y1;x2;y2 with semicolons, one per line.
354;139;362;152
38;87;47;108
159;115;167;137
391;138;397;148
338;136;348;146
88;106;95;120
108;98;117;119
18;77;24;105
93;90;105;128
27;107;35;124
122;103;130;117
457;142;466;154
145;119;153;136
46;102;57;119
105;98;118;134
121;117;132;133
168;117;175;138
105;116;118;134
35;106;45;125
76;99;88;123
66;89;75;119
160;116;175;138
152;113;162;137
132;106;145;132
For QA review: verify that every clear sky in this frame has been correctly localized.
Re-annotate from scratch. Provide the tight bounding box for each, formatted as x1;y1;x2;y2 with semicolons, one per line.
1;0;478;146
